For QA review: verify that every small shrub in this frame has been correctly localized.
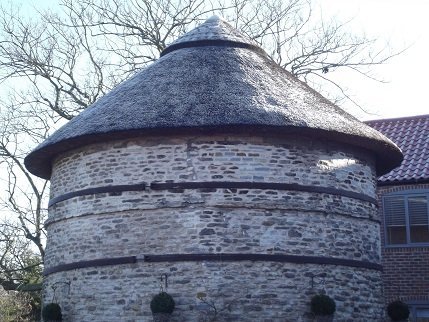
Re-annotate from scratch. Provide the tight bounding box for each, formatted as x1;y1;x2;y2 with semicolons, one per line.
311;294;336;316
0;289;33;322
42;302;62;321
387;300;410;321
150;292;175;314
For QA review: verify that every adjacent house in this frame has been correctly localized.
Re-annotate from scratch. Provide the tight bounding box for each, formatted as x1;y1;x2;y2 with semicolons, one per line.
367;114;429;322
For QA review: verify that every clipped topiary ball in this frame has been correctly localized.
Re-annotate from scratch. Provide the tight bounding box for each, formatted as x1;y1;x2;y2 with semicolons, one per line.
42;302;62;321
311;294;336;316
150;292;175;314
387;300;410;321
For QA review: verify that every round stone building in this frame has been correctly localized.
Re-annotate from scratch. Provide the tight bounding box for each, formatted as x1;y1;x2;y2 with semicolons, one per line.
25;17;402;322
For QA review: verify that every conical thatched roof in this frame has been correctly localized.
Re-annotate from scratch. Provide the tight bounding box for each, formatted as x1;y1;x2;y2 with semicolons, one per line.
25;16;402;179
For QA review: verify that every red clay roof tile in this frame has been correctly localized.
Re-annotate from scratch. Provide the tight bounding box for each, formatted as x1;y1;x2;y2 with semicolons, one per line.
366;114;429;184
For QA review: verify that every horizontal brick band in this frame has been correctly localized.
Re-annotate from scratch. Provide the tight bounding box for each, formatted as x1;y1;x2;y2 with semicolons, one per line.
43;256;137;276
49;181;376;207
44;253;382;276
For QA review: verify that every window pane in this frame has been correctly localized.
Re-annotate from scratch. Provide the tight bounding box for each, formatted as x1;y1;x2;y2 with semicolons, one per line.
416;307;429;321
409;196;429;243
387;226;407;244
410;225;429;243
384;196;406;244
385;196;406;225
417;307;429;317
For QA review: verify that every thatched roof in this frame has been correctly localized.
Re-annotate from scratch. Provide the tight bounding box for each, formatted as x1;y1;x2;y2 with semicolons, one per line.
25;16;402;179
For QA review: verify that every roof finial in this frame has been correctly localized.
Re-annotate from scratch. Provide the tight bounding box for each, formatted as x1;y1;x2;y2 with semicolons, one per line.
161;14;260;57
205;15;223;23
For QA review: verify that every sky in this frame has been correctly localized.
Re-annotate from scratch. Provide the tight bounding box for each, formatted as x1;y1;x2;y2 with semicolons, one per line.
313;0;429;120
12;0;429;122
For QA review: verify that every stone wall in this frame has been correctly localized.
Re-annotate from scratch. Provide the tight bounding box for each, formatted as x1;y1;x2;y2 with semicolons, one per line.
45;205;380;267
49;135;376;198
44;134;383;321
44;262;384;322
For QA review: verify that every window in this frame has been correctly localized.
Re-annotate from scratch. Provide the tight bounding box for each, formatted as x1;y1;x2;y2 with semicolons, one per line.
383;191;429;246
415;308;429;322
409;303;429;322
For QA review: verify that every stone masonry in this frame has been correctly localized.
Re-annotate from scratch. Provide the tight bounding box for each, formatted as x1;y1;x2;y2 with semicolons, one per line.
42;134;385;321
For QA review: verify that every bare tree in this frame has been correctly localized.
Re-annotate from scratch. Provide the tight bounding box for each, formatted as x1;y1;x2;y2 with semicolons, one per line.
0;0;401;282
0;88;51;251
0;220;42;319
0;220;42;289
0;96;46;290
61;0;402;107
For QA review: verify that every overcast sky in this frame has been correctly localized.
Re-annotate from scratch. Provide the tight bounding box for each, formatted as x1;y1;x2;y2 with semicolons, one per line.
24;0;429;121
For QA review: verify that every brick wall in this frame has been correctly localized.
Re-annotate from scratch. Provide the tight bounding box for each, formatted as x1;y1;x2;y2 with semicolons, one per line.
377;183;429;303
